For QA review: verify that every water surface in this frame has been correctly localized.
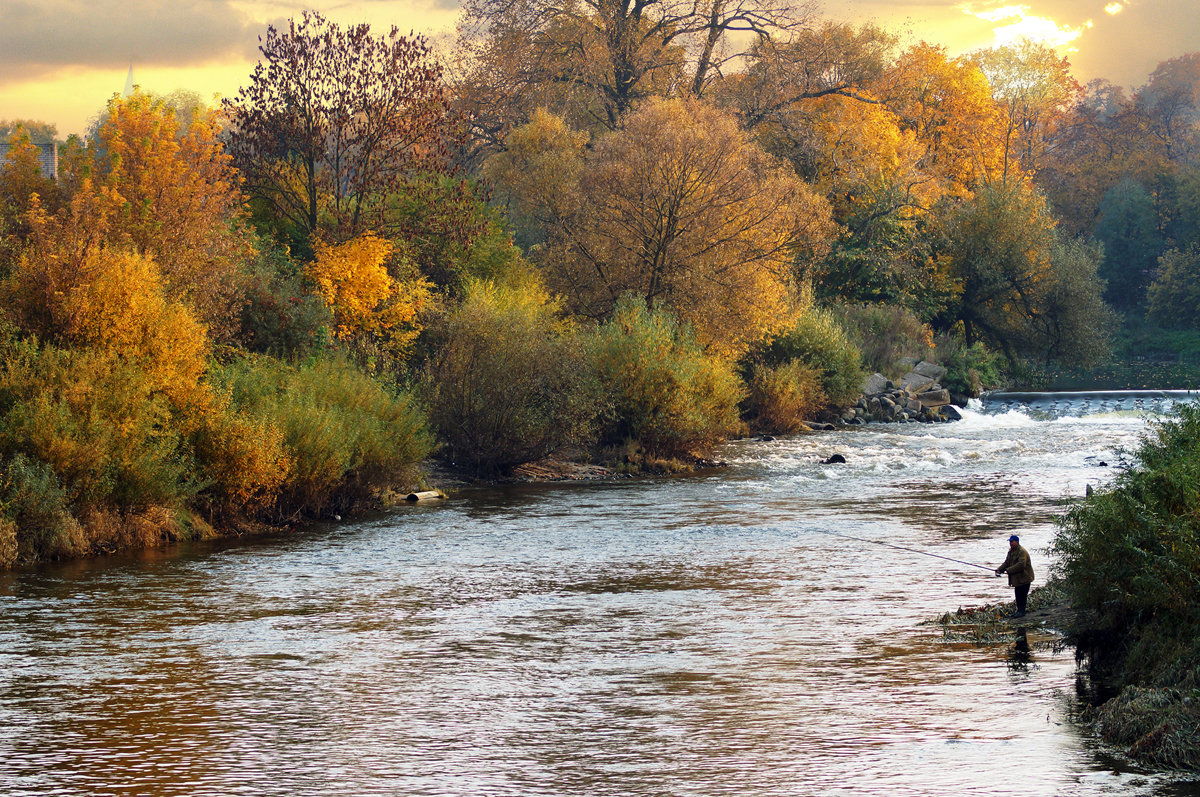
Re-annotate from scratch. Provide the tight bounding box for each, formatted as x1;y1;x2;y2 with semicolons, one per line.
2;398;1199;796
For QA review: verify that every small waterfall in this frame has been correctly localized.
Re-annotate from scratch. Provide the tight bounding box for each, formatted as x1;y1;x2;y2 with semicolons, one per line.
981;389;1200;419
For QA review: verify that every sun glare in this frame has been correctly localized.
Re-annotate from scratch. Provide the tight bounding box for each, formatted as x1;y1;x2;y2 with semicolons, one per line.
1104;2;1124;14
959;2;1085;49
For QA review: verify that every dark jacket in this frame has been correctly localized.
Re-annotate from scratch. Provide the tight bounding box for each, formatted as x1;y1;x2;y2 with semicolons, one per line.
997;544;1034;587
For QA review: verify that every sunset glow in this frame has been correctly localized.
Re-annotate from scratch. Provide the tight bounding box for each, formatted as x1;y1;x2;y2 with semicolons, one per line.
960;3;1084;49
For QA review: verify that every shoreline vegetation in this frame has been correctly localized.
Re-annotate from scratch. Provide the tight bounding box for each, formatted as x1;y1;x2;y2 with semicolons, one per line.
932;404;1200;772
3;10;1200;775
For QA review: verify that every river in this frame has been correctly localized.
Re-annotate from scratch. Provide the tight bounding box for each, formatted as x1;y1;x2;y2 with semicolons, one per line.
2;394;1199;797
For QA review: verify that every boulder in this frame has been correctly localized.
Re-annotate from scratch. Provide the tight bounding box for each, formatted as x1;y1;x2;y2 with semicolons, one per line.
905;397;924;414
942;404;964;421
899;371;936;394
822;453;847;464
916;388;951;407
864;372;890;396
912;361;947;381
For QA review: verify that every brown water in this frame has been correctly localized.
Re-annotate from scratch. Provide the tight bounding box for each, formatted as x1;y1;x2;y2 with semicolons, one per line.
2;400;1199;796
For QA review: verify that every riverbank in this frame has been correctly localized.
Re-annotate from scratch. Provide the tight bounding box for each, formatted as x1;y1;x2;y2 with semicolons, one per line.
935;582;1200;773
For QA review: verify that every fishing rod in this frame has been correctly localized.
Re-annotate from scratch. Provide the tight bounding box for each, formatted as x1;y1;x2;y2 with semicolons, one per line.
809;527;995;572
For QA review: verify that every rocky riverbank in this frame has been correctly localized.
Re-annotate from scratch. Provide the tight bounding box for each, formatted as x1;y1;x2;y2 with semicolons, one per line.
841;361;967;425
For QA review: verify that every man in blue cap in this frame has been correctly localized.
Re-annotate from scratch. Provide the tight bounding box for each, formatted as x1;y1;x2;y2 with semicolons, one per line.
995;535;1034;617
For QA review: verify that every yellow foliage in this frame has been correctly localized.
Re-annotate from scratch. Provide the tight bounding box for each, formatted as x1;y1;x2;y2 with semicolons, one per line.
307;234;432;360
2;242;211;408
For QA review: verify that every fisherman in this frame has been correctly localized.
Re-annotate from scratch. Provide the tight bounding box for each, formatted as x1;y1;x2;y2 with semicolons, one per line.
995;534;1034;618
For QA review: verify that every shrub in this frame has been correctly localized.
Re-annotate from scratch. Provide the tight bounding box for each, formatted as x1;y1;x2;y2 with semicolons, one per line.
754;308;864;409
827;302;934;379
423;278;603;476
239;239;332;359
1053;404;1200;689
0;340;196;512
0;453;86;561
742;360;824;434
592;295;744;460
936;335;1004;397
214;356;433;516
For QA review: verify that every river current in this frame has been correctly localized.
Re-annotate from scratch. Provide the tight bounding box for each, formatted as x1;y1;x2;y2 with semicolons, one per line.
2;394;1200;797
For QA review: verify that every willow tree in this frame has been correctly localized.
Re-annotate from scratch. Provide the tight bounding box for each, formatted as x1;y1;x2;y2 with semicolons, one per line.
226;12;452;246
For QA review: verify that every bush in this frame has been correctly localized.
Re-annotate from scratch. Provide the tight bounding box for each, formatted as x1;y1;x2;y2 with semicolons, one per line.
214;356;433;516
239;239;332;359
592;295;744;460
754;308;864;410
936;335;1005;397
0;452;84;561
1053;404;1200;689
423;278;603;476
742;360;824;434
827;302;934;380
0;340;196;512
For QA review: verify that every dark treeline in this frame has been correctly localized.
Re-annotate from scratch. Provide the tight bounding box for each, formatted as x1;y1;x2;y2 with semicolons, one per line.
2;10;1200;573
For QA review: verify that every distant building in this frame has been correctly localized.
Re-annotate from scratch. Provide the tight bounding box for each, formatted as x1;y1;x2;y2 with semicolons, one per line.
0;141;58;180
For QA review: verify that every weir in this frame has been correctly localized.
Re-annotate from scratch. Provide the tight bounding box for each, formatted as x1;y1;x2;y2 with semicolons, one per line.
981;388;1200;418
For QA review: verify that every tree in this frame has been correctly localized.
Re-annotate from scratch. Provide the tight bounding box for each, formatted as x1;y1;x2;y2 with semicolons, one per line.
970;41;1081;181
937;182;1112;366
886;43;1008;197
717;22;896;132
1138;52;1200;163
1092;177;1163;311
456;0;816;149
305;234;432;362
1147;245;1200;330
490;100;835;356
226;11;452;246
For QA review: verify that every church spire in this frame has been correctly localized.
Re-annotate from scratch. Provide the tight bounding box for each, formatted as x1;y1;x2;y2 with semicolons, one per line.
123;62;135;96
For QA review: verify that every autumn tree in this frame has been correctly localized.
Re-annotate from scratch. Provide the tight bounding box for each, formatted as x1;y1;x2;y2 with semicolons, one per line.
970;41;1080;181
1;125;60;275
305;234;432;363
936;182;1112;365
886;43;1008;197
489;100;835;355
226;11;452;247
455;0;817;156
1138;52;1200;163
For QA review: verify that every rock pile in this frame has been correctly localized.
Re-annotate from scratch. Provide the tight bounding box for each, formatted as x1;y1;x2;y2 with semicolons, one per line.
840;361;965;425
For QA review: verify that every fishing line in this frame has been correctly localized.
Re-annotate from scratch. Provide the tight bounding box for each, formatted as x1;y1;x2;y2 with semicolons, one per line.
808;527;995;572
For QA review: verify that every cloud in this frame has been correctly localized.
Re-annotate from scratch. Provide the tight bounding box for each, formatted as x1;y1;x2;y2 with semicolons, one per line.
0;0;265;83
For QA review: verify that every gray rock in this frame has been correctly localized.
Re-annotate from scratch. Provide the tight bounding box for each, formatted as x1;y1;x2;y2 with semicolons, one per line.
913;361;947;381
864;372;890;396
899;372;936;394
905;398;924;413
942;404;964;421
915;388;951;407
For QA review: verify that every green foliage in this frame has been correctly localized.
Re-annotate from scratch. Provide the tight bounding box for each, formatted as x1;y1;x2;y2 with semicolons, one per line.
422;278;603;476
1053;404;1200;689
742;361;824;434
592;295;745;460
0;339;196;512
827;301;934;379
935;336;1004;396
1148;245;1200;330
238;239;332;358
755;308;865;409
0;453;83;561
1093;177;1163;311
213;356;434;516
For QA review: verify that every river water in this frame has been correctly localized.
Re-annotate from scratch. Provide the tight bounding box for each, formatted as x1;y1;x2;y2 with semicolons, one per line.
2;394;1200;797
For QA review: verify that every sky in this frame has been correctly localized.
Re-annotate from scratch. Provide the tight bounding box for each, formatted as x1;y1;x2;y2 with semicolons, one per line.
1;0;1197;138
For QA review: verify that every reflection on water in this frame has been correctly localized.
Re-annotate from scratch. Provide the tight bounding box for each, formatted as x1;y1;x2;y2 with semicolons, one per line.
2;398;1200;796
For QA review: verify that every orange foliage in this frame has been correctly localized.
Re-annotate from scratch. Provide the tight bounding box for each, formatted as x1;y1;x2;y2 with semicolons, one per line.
306;234;432;359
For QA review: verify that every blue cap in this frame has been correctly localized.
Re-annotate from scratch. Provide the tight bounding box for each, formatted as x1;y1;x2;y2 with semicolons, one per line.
1009;535;1020;542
